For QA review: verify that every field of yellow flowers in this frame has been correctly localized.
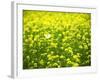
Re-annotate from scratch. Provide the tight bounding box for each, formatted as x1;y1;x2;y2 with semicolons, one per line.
23;10;91;69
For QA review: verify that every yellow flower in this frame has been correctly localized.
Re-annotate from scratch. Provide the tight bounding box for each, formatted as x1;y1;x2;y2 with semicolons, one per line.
61;47;64;50
73;55;78;59
53;63;58;67
51;42;57;48
29;44;32;47
66;58;70;61
47;54;52;60
25;39;28;43
84;44;88;49
82;36;85;40
54;55;59;58
24;27;29;32
39;59;44;65
79;45;83;49
67;60;72;64
60;55;65;59
72;63;79;67
77;34;81;38
58;34;62;37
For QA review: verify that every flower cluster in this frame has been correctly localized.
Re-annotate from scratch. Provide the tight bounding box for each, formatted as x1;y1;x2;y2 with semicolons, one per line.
23;10;91;69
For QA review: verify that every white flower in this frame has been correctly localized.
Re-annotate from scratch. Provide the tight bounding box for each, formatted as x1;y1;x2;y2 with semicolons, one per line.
44;34;51;39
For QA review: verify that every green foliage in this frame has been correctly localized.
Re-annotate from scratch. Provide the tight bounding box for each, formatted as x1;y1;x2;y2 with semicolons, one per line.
23;10;91;69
